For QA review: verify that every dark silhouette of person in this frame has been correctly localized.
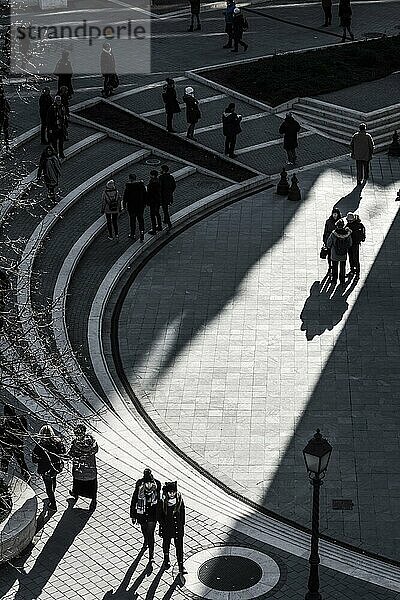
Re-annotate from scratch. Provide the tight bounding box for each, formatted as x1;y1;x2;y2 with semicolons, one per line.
279;112;301;165
232;8;248;53
146;171;162;235
157;481;186;576
326;218;352;285
54;50;73;97
39;87;53;145
346;212;365;276
159;165;176;231
222;103;242;158
123;174;147;242
188;0;201;31
322;207;341;273
162;78;181;133
46;95;67;158
321;0;332;26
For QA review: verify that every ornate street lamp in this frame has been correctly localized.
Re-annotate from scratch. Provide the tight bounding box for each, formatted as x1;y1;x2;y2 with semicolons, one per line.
303;429;332;600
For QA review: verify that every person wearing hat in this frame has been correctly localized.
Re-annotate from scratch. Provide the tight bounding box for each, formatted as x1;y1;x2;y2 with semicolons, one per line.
322;207;342;273
222;102;242;158
182;86;201;140
101;180;121;240
157;481;187;575
350;123;374;186
346;212;365;276
130;468;161;563
46;94;67;159
279;112;301;165
232;7;248;52
162;78;181;133
326;218;352;285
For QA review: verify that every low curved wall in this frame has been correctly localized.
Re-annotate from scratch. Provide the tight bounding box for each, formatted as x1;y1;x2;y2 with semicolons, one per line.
0;478;37;563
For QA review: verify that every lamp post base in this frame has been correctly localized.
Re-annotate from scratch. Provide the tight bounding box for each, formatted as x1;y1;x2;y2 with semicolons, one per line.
305;592;322;600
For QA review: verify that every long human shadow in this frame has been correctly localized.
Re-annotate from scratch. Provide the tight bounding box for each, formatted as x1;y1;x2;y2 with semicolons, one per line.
267;191;400;559
102;549;151;600
13;500;91;600
300;275;359;340
116;156;400;559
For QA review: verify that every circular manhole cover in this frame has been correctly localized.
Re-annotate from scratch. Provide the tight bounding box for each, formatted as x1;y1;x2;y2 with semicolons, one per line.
198;556;262;591
145;158;161;165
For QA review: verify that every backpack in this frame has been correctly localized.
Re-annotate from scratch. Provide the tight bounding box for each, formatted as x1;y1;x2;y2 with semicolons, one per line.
334;233;349;256
242;17;249;30
107;192;118;211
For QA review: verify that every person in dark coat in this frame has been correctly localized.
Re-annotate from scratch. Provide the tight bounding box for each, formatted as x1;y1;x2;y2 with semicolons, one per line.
322;207;341;272
223;0;235;48
0;88;11;150
68;424;98;511
346;212;365;276
37;146;62;198
338;0;354;41
32;425;66;511
46;95;67;158
182;86;201;140
39;87;53;145
232;8;248;52
0;404;29;481
279;112;301;165
147;170;162;234
54;50;74;97
157;481;186;575
101;179;121;240
188;0;201;31
131;468;161;563
222;102;242;158
159;165;176;230
162;78;181;133
326;218;352;285
101;42;118;98
123;174;147;241
321;0;332;25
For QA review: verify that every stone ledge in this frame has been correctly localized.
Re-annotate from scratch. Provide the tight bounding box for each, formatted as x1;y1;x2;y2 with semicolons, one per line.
0;478;37;563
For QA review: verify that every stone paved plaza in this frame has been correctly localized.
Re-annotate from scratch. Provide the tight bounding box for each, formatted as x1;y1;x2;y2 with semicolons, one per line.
1;0;400;598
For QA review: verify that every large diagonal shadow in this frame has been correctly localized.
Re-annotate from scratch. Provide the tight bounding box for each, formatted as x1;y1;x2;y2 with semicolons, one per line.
116;155;400;559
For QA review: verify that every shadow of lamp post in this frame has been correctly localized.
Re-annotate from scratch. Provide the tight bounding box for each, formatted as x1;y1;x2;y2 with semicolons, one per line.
303;429;333;600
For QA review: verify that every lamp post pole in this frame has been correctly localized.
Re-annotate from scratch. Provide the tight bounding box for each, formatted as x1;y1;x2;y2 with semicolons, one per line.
306;475;322;600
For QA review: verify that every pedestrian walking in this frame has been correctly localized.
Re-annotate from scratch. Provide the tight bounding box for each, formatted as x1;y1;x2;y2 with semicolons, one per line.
123;173;147;241
162;78;181;133
37;146;61;199
279;112;301;165
188;0;201;31
0;404;29;481
54;50;74;97
101;42;119;98
321;0;332;25
32;425;66;511
101;179;121;241
232;8;248;52
326;218;352;285
147;170;162;234
350;123;374;185
159;165;176;230
68;424;98;511
338;0;354;41
0;88;11;150
182;86;201;140
47;95;67;158
158;481;187;577
223;0;235;48
222;102;242;158
130;468;161;563
39;87;52;145
346;212;365;276
322;207;342;273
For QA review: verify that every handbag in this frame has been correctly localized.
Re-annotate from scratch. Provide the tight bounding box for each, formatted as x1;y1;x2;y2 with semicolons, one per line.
320;246;328;259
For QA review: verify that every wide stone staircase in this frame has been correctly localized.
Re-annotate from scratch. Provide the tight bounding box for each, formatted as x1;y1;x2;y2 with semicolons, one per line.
290;97;400;150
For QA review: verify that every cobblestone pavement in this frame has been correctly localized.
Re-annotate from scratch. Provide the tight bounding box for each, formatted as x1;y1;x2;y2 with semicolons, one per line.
1;459;399;600
116;154;400;560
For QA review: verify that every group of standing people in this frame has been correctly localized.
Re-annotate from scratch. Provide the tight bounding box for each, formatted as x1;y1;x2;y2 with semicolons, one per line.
322;208;366;284
321;0;354;41
0;404;98;512
101;166;177;241
130;468;187;576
